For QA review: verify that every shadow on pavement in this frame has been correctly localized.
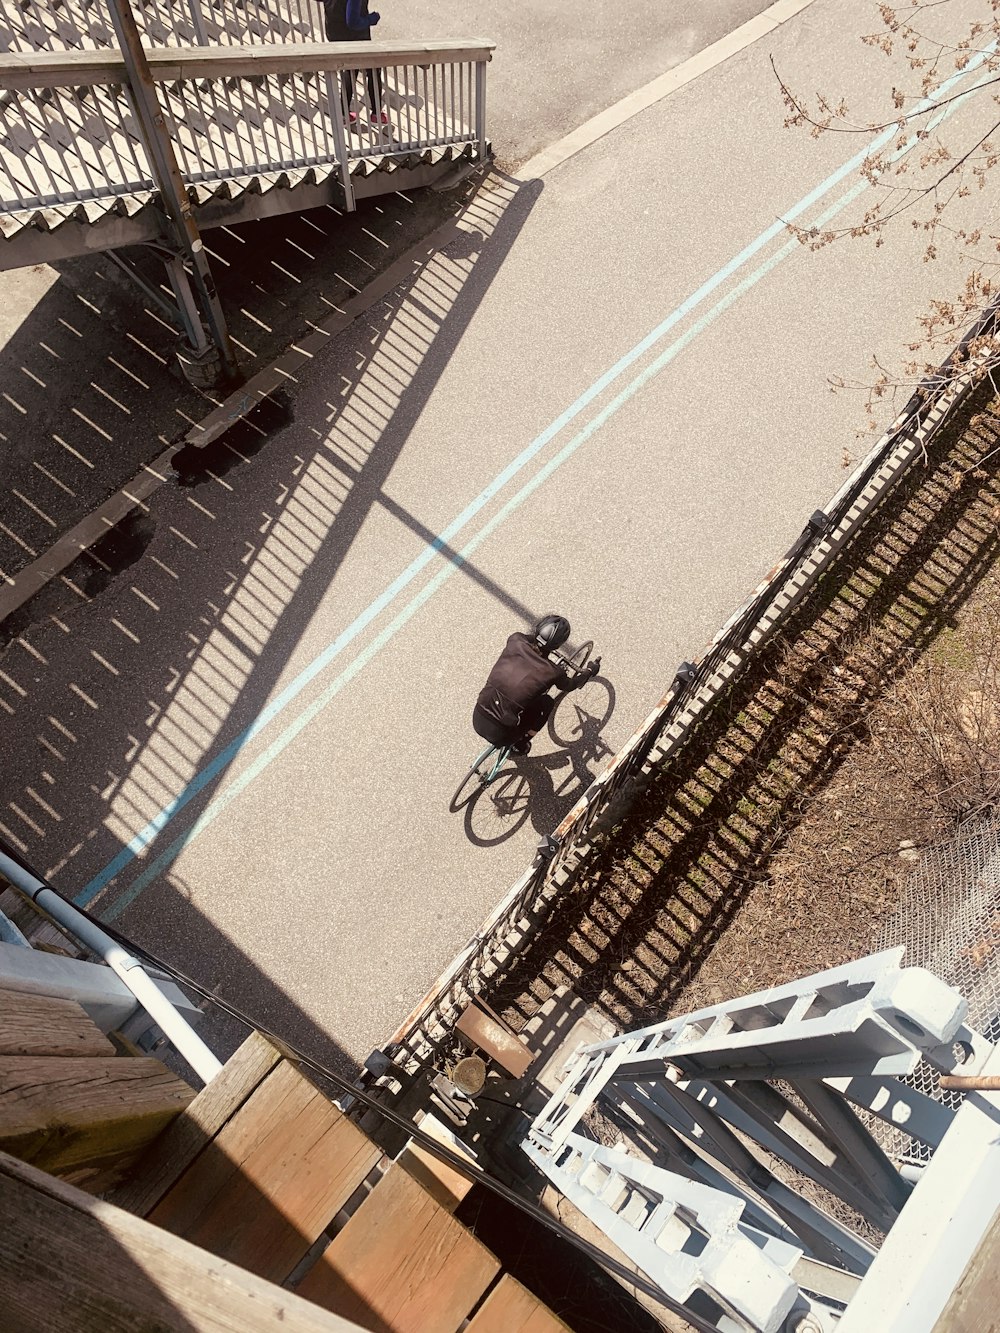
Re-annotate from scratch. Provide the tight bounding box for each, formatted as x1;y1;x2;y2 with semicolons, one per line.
485;381;1000;1036
458;676;617;848
1;169;543;1054
124;871;361;1080
0;174;483;588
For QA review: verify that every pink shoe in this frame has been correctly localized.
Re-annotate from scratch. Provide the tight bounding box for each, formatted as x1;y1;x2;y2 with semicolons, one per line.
371;110;390;126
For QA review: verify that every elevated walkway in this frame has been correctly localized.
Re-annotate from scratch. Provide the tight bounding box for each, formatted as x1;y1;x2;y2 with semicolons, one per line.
0;39;491;268
0;0;492;382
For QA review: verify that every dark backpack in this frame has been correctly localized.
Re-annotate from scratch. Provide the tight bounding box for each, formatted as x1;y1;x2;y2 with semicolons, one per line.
478;686;522;732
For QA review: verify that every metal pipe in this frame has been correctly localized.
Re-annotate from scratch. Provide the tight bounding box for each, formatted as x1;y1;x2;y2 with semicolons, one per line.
0;848;222;1084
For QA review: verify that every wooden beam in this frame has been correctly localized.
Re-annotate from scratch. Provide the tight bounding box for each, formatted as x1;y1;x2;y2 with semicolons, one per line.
298;1163;500;1329
0;1151;367;1333
0;988;115;1058
932;1207;1000;1333
466;1275;572;1332
148;1058;381;1283
457;1003;534;1078
0;1053;193;1178
108;1031;283;1217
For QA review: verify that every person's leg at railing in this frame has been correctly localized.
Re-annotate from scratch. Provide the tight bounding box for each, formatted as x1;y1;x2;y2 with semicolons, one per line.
341;69;358;126
323;0;384;128
367;67;388;126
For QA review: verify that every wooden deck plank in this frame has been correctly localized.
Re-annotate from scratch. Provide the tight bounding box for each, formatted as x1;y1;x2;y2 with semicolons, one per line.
395;1112;476;1215
0;1052;193;1178
149;1056;381;1283
932;1206;1000;1333
466;1276;571;1333
0;987;115;1058
297;1162;500;1331
0;1150;367;1333
456;1003;534;1078
107;1030;283;1216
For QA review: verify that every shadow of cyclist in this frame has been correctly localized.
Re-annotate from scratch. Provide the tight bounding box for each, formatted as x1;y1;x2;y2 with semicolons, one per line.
461;676;616;848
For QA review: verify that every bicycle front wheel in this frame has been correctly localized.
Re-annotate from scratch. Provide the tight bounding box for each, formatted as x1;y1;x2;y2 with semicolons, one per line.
564;639;593;673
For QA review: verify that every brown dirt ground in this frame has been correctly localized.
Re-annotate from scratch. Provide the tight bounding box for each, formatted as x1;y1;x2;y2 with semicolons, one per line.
484;377;1000;1035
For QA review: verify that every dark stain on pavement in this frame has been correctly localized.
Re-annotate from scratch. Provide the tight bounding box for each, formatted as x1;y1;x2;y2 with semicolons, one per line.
0;508;156;654
170;389;294;487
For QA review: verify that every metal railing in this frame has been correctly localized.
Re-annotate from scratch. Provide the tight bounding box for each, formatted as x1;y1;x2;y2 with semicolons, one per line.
0;40;492;218
0;842;222;1084
372;295;1000;1082
1;0;322;53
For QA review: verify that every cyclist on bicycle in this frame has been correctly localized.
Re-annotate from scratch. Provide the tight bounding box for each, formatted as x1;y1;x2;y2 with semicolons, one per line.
473;615;601;755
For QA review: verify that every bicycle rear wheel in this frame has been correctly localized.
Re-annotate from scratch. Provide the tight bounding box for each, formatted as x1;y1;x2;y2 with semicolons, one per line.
464;767;531;845
449;743;508;811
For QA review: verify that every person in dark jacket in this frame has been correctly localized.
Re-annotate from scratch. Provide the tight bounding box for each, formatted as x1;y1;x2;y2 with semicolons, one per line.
473;615;601;755
323;0;387;126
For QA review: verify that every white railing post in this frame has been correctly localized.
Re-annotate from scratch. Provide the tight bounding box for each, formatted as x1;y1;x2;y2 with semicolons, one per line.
474;57;487;163
0;848;222;1084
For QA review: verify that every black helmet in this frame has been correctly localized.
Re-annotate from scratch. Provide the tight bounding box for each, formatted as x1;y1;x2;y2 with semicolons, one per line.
533;614;571;655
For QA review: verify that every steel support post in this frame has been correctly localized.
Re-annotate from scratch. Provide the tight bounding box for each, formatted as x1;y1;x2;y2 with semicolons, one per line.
186;0;210;45
106;0;240;384
165;255;211;352
325;72;356;211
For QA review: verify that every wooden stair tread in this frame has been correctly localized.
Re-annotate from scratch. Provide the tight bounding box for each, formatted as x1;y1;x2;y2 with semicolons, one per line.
109;1029;282;1216
395;1111;476;1215
148;1055;381;1283
297;1162;500;1330
466;1276;571;1332
0;1151;365;1333
0;1052;193;1180
0;987;115;1058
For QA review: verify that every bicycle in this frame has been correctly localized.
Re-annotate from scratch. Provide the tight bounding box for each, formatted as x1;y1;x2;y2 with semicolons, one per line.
449;640;594;812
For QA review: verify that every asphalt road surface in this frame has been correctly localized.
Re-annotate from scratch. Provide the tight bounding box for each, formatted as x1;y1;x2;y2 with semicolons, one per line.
3;0;994;1072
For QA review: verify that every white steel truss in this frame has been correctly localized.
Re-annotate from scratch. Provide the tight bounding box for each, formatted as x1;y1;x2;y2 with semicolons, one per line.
523;950;997;1332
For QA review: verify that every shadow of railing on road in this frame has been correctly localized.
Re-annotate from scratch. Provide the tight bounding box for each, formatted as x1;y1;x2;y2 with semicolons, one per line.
0;171;543;1033
482;384;1000;1036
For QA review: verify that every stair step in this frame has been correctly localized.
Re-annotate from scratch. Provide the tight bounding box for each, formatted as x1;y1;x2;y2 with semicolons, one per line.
298;1162;500;1329
1;1151;366;1333
466;1275;572;1332
395;1110;477;1214
0;1051;194;1187
108;1030;282;1216
0;987;114;1058
140;1046;382;1284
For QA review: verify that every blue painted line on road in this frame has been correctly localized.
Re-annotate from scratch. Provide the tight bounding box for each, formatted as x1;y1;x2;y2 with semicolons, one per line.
83;49;991;913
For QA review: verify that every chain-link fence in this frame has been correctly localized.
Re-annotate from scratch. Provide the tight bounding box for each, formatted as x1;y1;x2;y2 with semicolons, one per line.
875;813;1000;1164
